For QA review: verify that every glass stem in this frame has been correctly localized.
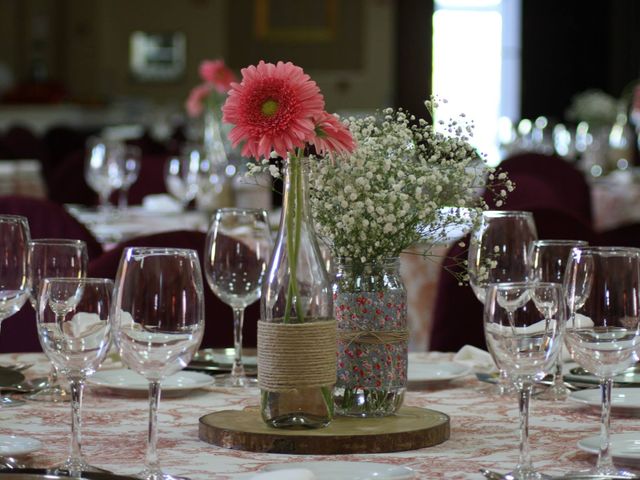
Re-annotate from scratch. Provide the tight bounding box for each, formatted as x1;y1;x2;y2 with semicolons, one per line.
553;357;564;388
232;307;246;379
516;381;534;474
145;381;162;474
118;189;128;209
597;377;615;471
68;378;84;477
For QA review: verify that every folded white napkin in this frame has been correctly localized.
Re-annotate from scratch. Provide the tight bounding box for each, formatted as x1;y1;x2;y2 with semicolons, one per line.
142;194;183;213
64;312;106;338
249;469;317;480
452;345;496;373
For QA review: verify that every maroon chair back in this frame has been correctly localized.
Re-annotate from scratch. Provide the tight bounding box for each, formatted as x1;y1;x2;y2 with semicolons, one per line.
490;153;593;227
0;195;105;353
88;229;259;350
0;125;46;161
429;207;598;352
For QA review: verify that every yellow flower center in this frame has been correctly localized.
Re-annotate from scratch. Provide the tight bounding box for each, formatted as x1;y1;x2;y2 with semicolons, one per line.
261;99;279;117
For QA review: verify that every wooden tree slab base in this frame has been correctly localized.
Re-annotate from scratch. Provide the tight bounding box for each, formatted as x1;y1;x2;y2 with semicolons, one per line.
198;406;449;454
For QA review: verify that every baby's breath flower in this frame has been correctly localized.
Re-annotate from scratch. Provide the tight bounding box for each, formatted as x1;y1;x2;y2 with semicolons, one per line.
309;97;508;265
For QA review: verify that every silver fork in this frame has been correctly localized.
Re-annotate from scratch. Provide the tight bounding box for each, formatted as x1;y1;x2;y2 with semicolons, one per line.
480;468;639;480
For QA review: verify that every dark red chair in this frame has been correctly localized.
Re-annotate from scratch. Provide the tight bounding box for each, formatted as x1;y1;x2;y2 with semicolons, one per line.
88;230;259;350
491;152;594;227
429;207;598;352
0;195;105;353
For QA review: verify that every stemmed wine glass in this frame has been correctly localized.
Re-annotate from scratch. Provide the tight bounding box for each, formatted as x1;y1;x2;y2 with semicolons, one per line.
111;248;204;480
468;210;538;394
164;154;200;210
484;281;565;479
27;239;88;403
84;138;125;216
117;145;142;210
528;239;588;400
37;277;113;477
204;208;272;387
564;247;640;478
0;215;30;407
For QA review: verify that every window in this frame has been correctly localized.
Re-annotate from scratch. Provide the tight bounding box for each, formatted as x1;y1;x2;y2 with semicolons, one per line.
432;0;521;165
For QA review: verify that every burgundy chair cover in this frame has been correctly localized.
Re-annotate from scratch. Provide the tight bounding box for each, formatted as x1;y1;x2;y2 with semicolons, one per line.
0;125;47;161
490;152;593;227
0;195;104;353
47;149;98;206
48;150;169;207
596;223;640;248
88;229;259;350
429;207;598;352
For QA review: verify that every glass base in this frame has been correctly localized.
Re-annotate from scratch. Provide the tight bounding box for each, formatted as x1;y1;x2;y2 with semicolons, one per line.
0;395;25;407
137;467;190;480
213;373;257;388
506;468;552;480
26;384;69;403
533;382;570;401
563;466;637;479
51;458;111;477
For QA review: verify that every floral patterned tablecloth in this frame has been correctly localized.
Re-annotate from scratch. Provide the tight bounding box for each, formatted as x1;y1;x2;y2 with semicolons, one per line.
2;352;638;480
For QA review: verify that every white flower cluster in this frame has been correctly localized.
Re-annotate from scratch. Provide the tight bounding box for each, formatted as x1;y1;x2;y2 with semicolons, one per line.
310;102;503;264
565;89;619;126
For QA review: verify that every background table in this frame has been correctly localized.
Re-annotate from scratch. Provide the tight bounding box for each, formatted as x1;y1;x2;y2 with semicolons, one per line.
2;352;638;479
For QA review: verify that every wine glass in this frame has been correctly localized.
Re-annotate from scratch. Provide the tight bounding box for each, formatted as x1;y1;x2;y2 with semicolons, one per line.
164;154;200;210
26;239;88;403
528;239;588;400
484;281;565;480
0;215;30;407
468;210;538;394
37;277;113;477
117;145;142;210
111;247;204;480
564;246;640;478
204;208;272;387
84;138;125;215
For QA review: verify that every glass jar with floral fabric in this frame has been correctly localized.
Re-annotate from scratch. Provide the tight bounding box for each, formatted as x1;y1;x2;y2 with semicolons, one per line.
333;257;407;417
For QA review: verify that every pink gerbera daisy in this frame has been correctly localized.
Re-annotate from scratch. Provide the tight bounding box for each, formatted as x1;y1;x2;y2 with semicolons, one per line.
185;83;214;118
222;61;325;159
312;111;356;158
199;60;237;94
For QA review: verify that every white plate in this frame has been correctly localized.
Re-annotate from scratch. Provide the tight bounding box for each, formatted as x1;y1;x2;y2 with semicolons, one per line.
578;433;640;464
260;461;416;480
0;435;42;457
88;369;213;393
569;388;640;414
408;360;471;383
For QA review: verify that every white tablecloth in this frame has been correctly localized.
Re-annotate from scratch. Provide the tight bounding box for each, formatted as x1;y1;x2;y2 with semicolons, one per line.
2;352;636;479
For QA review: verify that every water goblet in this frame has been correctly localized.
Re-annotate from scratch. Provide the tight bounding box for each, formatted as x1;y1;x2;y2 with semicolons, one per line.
468;210;538;395
484;281;565;480
37;277;113;477
204;208;272;387
164;154;200;210
112;248;204;480
564;246;640;478
0;215;30;407
26;239;88;403
117;145;142;210
528;239;588;401
84;138;125;216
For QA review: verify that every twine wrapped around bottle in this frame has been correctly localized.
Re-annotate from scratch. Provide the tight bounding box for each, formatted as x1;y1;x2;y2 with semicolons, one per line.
258;319;337;392
338;329;409;348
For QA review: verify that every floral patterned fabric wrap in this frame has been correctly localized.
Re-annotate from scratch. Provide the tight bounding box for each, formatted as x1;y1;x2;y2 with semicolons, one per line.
333;258;408;417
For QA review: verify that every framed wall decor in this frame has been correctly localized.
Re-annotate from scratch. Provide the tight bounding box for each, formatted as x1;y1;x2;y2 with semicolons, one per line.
129;31;186;82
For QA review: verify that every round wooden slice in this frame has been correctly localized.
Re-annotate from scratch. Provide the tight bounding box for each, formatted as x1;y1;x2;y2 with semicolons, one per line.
198;406;449;454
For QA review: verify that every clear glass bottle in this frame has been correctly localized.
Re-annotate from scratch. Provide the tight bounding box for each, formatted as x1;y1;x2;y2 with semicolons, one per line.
333;257;407;417
260;155;335;428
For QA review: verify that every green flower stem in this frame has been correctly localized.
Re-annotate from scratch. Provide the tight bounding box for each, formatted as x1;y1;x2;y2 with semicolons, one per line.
284;153;304;324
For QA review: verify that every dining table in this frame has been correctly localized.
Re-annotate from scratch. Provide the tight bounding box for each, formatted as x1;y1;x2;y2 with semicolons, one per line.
2;351;638;480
